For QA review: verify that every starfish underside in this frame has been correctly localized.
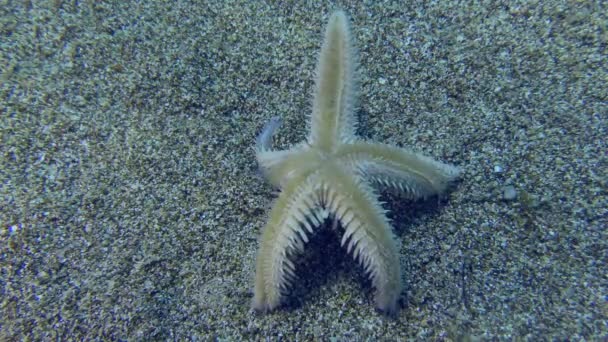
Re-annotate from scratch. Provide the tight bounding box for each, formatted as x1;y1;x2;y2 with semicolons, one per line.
252;11;460;314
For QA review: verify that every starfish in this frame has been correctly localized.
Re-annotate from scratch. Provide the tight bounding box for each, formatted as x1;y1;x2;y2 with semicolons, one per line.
252;11;460;314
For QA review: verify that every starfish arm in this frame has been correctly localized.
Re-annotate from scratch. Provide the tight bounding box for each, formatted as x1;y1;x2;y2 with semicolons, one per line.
256;116;283;152
310;10;358;150
255;117;312;187
320;162;402;314
255;148;299;187
256;144;324;188
337;141;461;199
252;172;326;311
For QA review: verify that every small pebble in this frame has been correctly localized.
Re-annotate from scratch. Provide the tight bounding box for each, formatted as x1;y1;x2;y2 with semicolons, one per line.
503;185;517;200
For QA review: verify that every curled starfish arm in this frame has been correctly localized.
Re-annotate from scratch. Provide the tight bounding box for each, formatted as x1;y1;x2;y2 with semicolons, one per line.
256;116;283;152
256;144;324;188
255;117;312;188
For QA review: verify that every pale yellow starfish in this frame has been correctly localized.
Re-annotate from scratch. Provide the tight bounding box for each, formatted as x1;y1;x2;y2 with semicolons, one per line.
252;11;460;314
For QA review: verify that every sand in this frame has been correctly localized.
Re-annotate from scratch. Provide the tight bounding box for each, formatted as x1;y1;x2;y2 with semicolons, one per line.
1;1;606;339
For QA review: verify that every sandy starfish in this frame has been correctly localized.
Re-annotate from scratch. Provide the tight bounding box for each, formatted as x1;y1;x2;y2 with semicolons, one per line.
252;11;460;314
